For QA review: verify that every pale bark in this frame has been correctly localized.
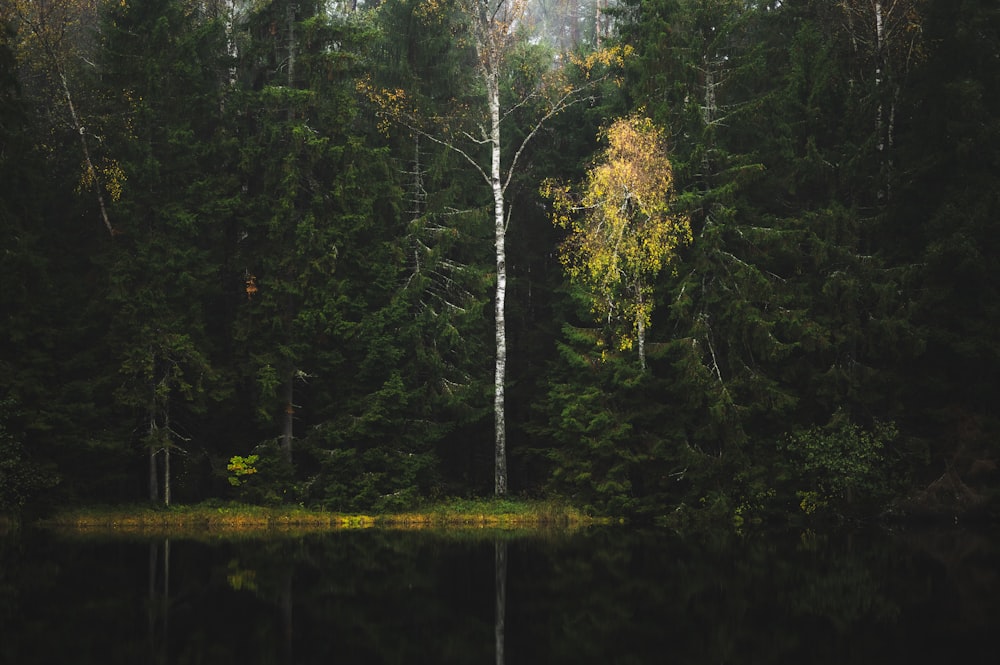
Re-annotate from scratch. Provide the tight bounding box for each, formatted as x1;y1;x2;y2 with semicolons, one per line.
472;0;516;497
636;287;647;371
148;394;159;504
148;448;159;503
287;1;296;91
163;404;171;507
15;1;116;235
484;50;508;496
60;70;116;236
393;0;609;496
841;0;924;202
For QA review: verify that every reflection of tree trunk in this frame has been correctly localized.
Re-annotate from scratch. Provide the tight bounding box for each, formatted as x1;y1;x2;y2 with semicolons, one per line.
148;541;158;663
148;539;171;664
279;569;294;664
162;539;170;648
495;540;507;665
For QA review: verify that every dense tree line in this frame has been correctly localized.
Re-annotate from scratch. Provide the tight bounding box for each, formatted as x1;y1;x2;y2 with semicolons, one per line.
1;0;997;523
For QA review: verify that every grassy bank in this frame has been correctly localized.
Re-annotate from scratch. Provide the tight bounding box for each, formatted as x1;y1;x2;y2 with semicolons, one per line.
38;498;610;536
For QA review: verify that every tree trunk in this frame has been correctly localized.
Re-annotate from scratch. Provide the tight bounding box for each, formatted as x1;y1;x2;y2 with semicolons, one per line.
637;287;647;371
874;0;888;200
148;443;159;503
148;383;159;503
59;69;115;236
287;1;296;91
163;403;171;507
488;65;508;498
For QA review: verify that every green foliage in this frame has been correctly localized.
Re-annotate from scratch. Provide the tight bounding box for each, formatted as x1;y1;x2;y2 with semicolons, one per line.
226;441;295;505
0;399;58;513
227;455;259;487
780;414;900;515
535;320;715;516
298;435;439;513
1;0;998;518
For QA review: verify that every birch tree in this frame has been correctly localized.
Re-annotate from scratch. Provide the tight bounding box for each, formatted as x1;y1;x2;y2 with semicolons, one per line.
10;0;121;235
542;114;690;369
839;0;924;201
364;0;628;496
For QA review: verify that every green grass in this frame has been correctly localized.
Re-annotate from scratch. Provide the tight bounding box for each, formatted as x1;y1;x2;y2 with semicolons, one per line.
37;498;609;536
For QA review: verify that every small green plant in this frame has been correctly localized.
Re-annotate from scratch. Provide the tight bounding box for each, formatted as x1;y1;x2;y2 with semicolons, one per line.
784;413;899;514
227;455;259;487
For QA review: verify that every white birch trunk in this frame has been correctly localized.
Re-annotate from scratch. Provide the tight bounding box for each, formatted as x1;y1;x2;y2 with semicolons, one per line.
874;0;886;200
287;1;296;91
59;70;116;236
636;285;647;371
163;403;171;507
489;68;508;498
148;386;159;503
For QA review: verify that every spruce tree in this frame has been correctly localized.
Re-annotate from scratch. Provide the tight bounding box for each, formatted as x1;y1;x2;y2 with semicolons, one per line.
97;0;231;503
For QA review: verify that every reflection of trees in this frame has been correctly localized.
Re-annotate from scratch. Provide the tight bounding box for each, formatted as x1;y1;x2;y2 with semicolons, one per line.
506;528;953;664
146;539;170;665
4;527;1000;663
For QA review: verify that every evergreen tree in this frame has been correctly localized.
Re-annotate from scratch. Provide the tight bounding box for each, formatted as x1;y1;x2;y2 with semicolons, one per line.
228;0;367;488
889;0;1000;497
98;0;231;503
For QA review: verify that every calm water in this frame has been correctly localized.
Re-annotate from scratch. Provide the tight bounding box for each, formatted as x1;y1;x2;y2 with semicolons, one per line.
1;524;999;664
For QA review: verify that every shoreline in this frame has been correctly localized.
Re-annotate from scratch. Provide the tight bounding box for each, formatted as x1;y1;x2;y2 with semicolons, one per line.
35;500;612;536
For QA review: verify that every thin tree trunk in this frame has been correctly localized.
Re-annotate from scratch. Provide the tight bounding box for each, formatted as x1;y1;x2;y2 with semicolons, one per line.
637;286;647;371
163;403;171;507
595;0;604;49
148;382;159;503
17;4;116;236
58;69;116;236
874;0;887;200
287;1;296;91
282;2;297;465
489;67;508;498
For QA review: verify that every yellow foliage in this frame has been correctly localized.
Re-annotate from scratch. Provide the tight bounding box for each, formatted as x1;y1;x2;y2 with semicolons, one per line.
569;45;634;73
542;114;690;353
356;76;412;136
77;158;126;203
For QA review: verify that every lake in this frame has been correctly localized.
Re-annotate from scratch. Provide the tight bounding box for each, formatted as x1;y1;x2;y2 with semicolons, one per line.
1;524;998;664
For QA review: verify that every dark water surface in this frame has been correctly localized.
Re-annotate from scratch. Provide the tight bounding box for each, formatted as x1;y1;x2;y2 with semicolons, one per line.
2;524;998;664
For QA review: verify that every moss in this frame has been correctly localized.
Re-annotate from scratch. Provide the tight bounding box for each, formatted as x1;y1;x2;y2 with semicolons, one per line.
35;499;610;537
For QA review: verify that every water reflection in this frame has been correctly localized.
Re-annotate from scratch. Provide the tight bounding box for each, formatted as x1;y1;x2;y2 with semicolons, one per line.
495;539;506;665
1;525;999;663
147;539;169;664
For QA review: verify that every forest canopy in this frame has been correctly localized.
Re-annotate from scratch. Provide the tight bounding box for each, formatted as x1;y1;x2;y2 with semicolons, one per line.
1;0;998;523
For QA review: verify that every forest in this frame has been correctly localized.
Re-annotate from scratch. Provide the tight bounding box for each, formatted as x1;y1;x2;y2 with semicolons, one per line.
1;0;998;524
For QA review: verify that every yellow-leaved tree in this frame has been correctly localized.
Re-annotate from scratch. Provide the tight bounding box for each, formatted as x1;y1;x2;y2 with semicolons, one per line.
10;0;119;236
542;114;691;369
